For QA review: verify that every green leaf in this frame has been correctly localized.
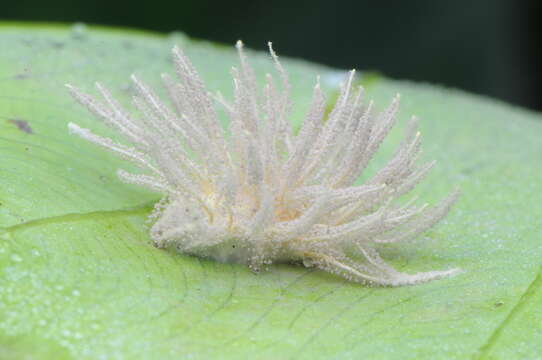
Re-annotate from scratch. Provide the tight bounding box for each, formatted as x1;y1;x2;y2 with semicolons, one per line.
1;23;541;360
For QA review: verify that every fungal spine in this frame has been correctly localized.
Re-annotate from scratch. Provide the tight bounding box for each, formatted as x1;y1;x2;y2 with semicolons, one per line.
67;41;460;286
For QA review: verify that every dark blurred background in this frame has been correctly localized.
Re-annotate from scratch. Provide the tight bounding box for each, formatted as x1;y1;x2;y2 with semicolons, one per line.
3;0;541;111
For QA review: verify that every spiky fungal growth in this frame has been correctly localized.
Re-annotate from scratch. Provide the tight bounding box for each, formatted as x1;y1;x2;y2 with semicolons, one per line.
67;41;460;286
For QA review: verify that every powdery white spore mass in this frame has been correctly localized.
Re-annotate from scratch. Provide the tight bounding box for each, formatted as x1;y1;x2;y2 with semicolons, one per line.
67;41;460;286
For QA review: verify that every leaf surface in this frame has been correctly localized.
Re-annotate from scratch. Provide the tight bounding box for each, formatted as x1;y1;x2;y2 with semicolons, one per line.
0;24;541;360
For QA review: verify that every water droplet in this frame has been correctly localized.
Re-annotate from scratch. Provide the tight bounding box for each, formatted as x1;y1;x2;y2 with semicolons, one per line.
72;290;80;297
10;254;22;262
71;23;88;39
31;249;40;257
38;319;47;326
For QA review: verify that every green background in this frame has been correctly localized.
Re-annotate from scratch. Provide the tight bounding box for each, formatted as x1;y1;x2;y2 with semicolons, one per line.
0;24;541;359
3;1;541;112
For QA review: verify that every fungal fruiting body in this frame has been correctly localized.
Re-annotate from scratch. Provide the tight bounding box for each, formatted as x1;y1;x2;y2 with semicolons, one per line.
67;41;460;286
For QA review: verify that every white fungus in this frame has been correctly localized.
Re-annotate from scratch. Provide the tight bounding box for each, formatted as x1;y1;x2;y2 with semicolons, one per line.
67;41;460;286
